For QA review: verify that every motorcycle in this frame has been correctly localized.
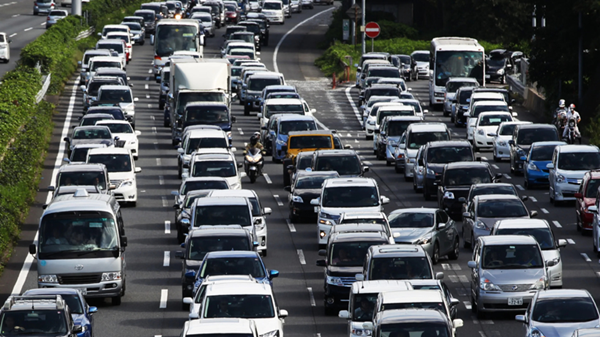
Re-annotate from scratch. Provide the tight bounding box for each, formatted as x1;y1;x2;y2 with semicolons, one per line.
244;147;265;183
563;116;582;144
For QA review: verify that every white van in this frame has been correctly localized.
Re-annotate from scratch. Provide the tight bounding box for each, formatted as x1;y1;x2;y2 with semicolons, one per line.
87;147;141;206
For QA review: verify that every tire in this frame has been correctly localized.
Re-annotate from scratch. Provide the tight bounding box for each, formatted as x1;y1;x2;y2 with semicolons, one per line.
111;295;122;305
244;105;250;116
283;167;290;187
177;228;185;244
443;110;449;117
471;295;477;313
493;152;501;162
395;165;402;173
324;305;336;316
448;239;460;260
431;243;440;264
386;160;391;166
249;174;257;183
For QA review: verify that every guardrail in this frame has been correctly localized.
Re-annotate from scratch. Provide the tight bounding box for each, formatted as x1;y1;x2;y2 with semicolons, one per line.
35;74;51;104
506;74;526;98
75;27;94;41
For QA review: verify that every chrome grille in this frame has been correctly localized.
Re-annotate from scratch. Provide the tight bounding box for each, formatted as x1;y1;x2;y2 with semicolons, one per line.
340;277;356;287
498;284;532;292
58;274;102;285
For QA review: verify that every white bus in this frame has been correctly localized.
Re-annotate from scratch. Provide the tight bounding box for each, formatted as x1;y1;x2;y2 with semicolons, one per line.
151;19;203;79
429;37;485;109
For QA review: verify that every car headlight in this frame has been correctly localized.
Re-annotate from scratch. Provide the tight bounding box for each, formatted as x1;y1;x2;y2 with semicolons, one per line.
480;277;501;291
415;234;432;245
474;220;489;231
367;120;375;125
443;191;454;199
497;69;504;75
530;328;546;337
556;173;566;183
101;272;122;281
530;277;546;290
527;162;540;171
120;179;133;188
38;274;58;283
255;218;265;231
319;218;333;225
351;329;372;336
326;275;345;286
496;140;507;146
548;257;560;265
477;129;484;135
260;331;279;337
434;92;444;97
426;168;435;175
276;139;286;146
292;195;303;203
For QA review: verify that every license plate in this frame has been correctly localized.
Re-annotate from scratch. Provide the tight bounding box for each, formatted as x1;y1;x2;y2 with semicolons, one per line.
508;297;523;306
485;74;491;79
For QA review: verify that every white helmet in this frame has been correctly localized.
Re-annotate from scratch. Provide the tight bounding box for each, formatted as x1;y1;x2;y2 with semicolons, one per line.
559;99;565;108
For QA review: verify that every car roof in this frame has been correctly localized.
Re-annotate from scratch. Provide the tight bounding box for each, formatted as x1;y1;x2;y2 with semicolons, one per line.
385;116;422;122
536;289;592;299
288;130;335;136
494;218;550;229
58;163;106;172
98;85;131;91
205;281;273;296
531;141;567;148
445;161;489;169
95;68;126;75
185;102;228;108
96;120;130;125
264;85;296;91
265;98;303;105
45;190;116;214
370;244;427;257
408;123;447;132
323;177;376;187
186;318;254;335
314;149;357;156
556;144;599;153
89;56;123;62
182;176;228;183
517;123;555;130
471;92;505;99
330;231;389;243
295;170;338;179
341;211;386;219
205;250;259;259
471;182;515;189
275;114;314;122
389;207;437;215
84;113;115;119
380;289;443;303
194;196;248;206
249;72;283;79
331;223;387;234
378;105;414;112
88;147;131;156
73;125;111;131
425;140;471;148
208;189;257;199
378;308;447;325
22;288;81;296
472;100;507;107
475;194;521;202
480;235;538;245
478;111;512;117
447;77;479;83
351;280;413;294
187;129;227;138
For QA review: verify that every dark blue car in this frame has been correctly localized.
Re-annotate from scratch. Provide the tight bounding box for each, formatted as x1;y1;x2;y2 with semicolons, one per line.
23;288;97;337
192;250;278;294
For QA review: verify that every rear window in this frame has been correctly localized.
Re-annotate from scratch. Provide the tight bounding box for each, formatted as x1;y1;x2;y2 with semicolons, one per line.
517;128;558;145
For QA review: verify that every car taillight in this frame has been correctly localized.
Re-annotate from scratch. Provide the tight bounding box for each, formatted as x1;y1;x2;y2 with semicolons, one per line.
154;55;161;60
47;16;50;20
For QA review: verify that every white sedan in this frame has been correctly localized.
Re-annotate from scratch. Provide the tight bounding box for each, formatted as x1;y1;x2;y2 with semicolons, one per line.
96;120;141;159
472;112;515;152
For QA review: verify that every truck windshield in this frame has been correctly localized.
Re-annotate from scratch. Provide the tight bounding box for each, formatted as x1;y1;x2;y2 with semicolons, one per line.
0;310;68;335
185;106;229;125
58;171;107;190
38;211;120;259
155;24;198;57
177;92;226;115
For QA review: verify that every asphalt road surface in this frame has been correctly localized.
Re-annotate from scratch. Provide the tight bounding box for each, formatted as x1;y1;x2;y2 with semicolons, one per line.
2;3;600;337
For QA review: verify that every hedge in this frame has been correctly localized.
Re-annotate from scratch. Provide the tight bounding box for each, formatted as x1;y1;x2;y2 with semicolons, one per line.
0;0;147;272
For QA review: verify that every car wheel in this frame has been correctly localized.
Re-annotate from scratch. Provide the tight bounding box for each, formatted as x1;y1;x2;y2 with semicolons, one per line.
473;144;478;153
462;229;471;248
493;152;501;162
443;109;449;117
470;233;475;251
111;295;122;305
423;187;431;201
395;165;402;174
177;228;185;244
431;243;440;264
450;114;454;123
524;180;530;190
262;249;267;257
386;160;391;166
244;105;250;116
448;239;460;260
471;295;477;313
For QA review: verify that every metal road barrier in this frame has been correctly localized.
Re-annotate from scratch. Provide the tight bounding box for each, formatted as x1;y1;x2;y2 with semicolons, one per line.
35;74;51;104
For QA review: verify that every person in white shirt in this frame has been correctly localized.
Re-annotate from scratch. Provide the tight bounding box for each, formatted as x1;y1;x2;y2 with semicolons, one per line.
562;103;581;142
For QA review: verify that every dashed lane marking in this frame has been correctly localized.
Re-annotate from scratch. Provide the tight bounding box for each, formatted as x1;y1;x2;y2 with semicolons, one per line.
297;249;306;264
530;196;537;202
150;115;155;120
458;275;469;283
263;173;272;184
541;208;549;214
164;221;171;234
24;27;32;32
152;126;157;133
163;251;170;267
286;219;296;232
12;14;19;17
503;173;512;180
9;33;16;37
567;238;576;245
158;175;164;185
516;184;524;190
463;301;472;310
364;161;372;166
273;195;284;206
156;158;161;166
161;196;168;207
582;253;592;262
159;289;168;308
145;84;149;89
148;69;152;74
448;275;458;283
307;287;316;306
238;127;244;135
553;220;562;228
492;164;500;169
146;94;150;99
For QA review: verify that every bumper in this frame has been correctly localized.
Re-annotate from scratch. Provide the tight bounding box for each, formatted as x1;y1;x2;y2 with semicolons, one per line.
404;161;415;177
266;16;284;23
290;202;314;217
440;199;463;217
113;184;137;202
494;143;510;158
324;284;351;307
386;145;397;163
548;262;562;287
365;124;375;136
474;134;494;148
467;126;475;140
414;170;424;189
553;182;579;201
39;280;123;298
525;169;549;185
512;157;525;173
432;96;444;105
477;290;536;312
273;144;287;160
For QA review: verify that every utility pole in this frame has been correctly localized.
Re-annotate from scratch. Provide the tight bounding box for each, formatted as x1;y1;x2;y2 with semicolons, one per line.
578;11;583;105
351;0;356;45
72;0;81;16
361;0;365;54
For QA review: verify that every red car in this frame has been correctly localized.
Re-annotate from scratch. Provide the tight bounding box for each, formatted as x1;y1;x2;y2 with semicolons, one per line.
575;170;600;233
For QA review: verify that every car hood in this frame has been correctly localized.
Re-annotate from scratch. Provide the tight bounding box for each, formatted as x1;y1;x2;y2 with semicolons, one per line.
478;216;529;229
426;163;446;174
70;139;113;147
71;313;88;327
276;134;289;142
320;206;381;217
478;125;500;133
446;92;457;100
112;133;136;142
405;148;418;158
556;169;588;180
481;268;544;285
541;250;560;263
108;171;134;180
254;318;283;336
530;160;551;171
328;265;362;277
415;61;428;67
392;227;432;243
533;321;600;337
295;189;321;200
184;259;203;269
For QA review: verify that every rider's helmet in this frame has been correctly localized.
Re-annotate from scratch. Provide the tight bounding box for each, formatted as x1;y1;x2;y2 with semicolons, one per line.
250;132;260;146
570;103;576;110
558;99;565;108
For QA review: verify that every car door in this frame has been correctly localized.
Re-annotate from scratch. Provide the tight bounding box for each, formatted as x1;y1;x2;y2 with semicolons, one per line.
464;200;476;244
471;240;481;298
548;148;558;196
435;210;453;254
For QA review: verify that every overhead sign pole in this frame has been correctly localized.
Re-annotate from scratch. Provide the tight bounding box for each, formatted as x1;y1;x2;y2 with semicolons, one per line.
361;0;365;54
364;22;380;52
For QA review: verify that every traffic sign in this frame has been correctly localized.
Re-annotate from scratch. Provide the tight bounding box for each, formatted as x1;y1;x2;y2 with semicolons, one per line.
365;22;380;39
345;4;361;20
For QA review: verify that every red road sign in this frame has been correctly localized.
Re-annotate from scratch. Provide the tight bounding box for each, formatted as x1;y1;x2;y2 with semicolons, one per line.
365;22;380;39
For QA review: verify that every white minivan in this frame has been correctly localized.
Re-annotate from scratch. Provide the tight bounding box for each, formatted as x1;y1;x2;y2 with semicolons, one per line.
87;147;141;206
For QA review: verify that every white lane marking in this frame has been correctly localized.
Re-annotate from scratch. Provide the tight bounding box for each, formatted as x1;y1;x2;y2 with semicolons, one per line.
478;332;485;337
165;221;171;234
238;127;244;135
346;133;352;137
156;158;161;166
148;69;152;74
12;14;19;17
582;253;592;262
9;33;16;37
503;173;512;180
448;275;458;283
492;164;500;169
159;175;164;185
145;84;149;89
345;87;363;124
161;196;168;207
530;196;537;202
463;301;472;310
553;220;562;228
150;115;155;120
147;104;153;108
146;94;150;99
10;79;79;296
163;251;170;267
286;219;296;232
307;287;316;306
263;173;272;184
273;195;284;206
516;184;524;191
354;139;359;143
273;7;335;73
24;27;32;32
40;22;45;26
458;275;469;283
152;126;157;134
567;238;576;245
159;289;168;308
297;249;306;264
452;263;461;270
441;263;451;270
541;208;549;214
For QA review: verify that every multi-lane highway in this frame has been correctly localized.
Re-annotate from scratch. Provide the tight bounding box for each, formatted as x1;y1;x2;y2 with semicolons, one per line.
2;3;600;337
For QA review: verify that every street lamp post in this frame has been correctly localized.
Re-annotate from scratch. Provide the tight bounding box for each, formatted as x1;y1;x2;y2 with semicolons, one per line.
361;0;365;54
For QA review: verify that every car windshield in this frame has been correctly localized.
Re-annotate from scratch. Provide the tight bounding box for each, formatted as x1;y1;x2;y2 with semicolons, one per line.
378;109;414;124
187;236;251;261
200;256;265;278
495;228;555;250
177;92;226;115
39;211;119;258
194;205;250;226
472;105;508;118
181;180;228;194
263;2;281;9
586;179;600;198
185;106;229;124
0;311;68;335
295;176;330;189
369;257;433;280
87;154;132;172
70;147;94;162
458;90;473;104
322;186;379;207
50;10;67;16
388;212;434;228
427;147;472;163
192;160;236;178
387;121;413;137
383;301;445;313
155;25;198;57
482;244;543;269
204;295;274;319
435;50;483;87
88;81;118;96
381;323;449;337
407;132;449;149
135;11;155;21
517;129;558;145
266;104;303;116
289;135;332;149
108;34;130;43
194;14;212;22
88;108;125;120
73;128;111;139
122;22;141;31
58;171;106;189
412;53;429;62
241;24;260;34
232;34;253;43
187;138;228;154
499;124;517;136
477;199;527;218
488;58;506;67
530;145;557;161
444;168;491;185
248;78;281;91
532;297;599;323
183;193;210;208
369;68;400;78
297;155;313;169
368;88;400;98
471;186;516;199
279;121;316;135
100;43;124;53
447;81;477;93
103;27;127;35
351;294;377;321
90;61;121;72
557;152;600;171
98;89;132;103
330;241;377;267
479;114;512;126
101;123;133;134
82;116;113;126
315;155;361;176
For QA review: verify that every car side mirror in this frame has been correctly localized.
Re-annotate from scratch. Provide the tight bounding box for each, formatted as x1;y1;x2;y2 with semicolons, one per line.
134;167;142;173
450;298;460;307
467;261;477;269
263;207;272;215
339;310;350;319
574;192;583;199
183;297;194;305
316;259;326;267
399;143;406;149
437;222;446;230
557;239;567;248
310;198;319;206
521;195;529;201
109;184;116;190
279;309;288;318
237;162;243;168
435;272;444;280
462;212;471;219
546;163;554;169
508;139;514;145
530;210;538;218
88;306;98;314
588;206;598;213
515;315;527;323
150;34;155;45
120;236;127;247
177;147;185;154
269;269;279;279
453;319;464;329
363;166;370;173
380;196;389;205
257;113;262;118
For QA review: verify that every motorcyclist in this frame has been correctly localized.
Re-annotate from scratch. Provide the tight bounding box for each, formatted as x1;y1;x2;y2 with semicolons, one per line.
562;103;582;143
245;132;264;151
554;99;567;124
